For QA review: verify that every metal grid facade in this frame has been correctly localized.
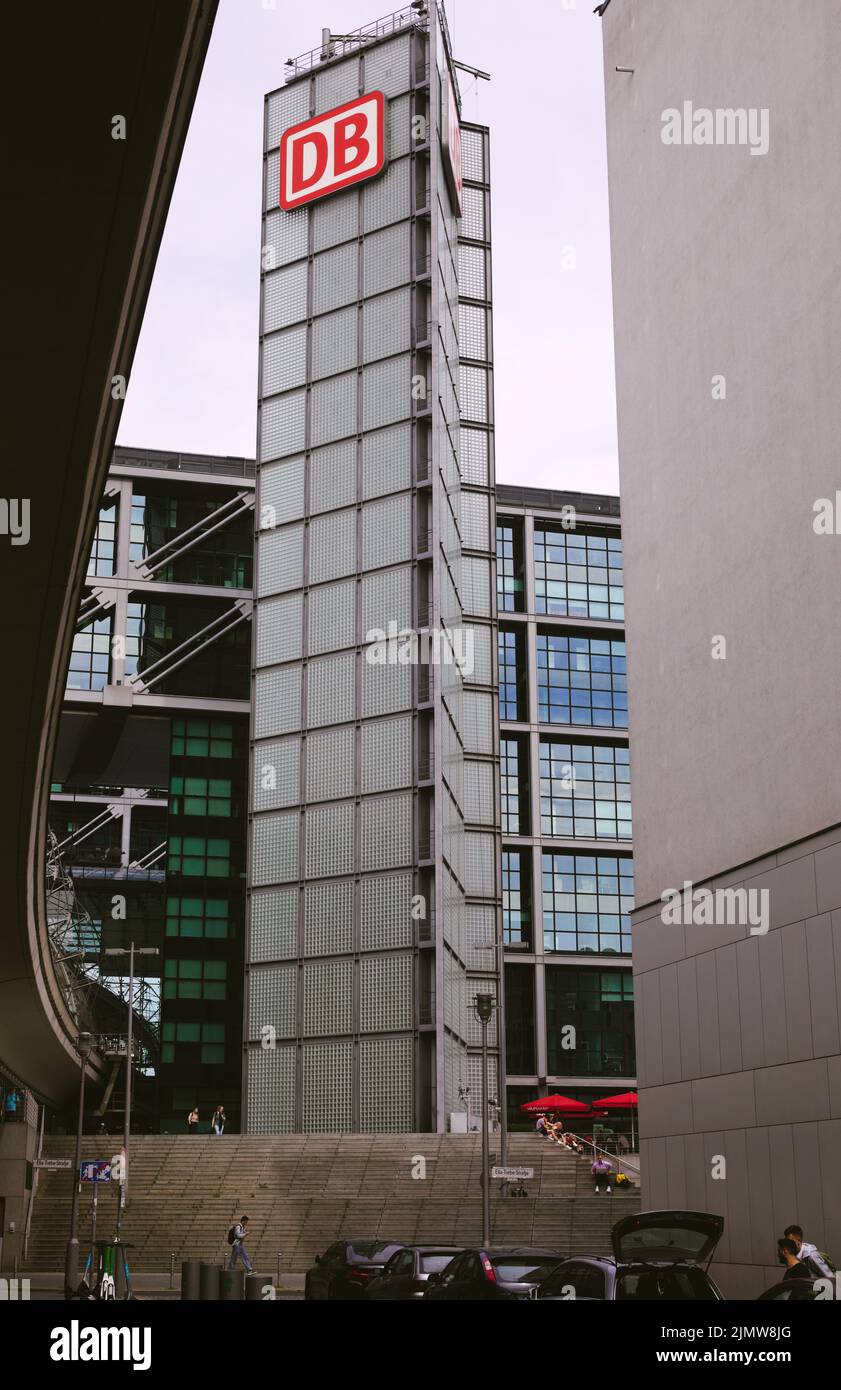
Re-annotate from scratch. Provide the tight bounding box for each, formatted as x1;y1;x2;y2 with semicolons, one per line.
246;9;495;1133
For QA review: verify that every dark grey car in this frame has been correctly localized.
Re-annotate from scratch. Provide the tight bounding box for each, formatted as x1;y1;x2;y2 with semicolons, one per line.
366;1245;464;1300
424;1246;565;1300
533;1211;725;1301
304;1239;406;1300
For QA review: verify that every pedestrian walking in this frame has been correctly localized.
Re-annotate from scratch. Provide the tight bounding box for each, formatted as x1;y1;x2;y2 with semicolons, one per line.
777;1237;810;1281
212;1105;226;1135
591;1156;613;1194
187;1106;199;1134
784;1224;836;1279
227;1215;252;1272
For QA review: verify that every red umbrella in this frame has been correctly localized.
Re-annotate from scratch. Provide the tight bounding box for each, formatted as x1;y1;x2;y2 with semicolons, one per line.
593;1091;638;1149
594;1091;638;1110
520;1094;593;1117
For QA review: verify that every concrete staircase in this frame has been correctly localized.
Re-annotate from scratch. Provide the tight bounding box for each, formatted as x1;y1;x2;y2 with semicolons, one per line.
26;1133;639;1274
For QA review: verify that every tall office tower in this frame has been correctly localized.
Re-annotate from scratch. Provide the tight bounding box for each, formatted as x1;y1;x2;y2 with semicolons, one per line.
601;0;841;1293
247;5;499;1133
494;488;636;1135
50;446;253;1133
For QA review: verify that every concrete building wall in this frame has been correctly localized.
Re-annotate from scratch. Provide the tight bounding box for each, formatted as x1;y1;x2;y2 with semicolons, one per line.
601;0;841;1294
602;0;841;904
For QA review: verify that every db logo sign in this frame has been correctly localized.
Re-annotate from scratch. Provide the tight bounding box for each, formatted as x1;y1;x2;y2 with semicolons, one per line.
279;92;386;211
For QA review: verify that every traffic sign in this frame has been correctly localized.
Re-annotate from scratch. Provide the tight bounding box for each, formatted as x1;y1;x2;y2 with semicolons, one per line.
80;1160;112;1183
491;1166;534;1181
34;1158;71;1170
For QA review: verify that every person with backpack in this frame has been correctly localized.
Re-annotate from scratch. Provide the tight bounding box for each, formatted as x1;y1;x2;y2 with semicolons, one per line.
784;1224;836;1280
212;1105;226;1135
227;1215;252;1272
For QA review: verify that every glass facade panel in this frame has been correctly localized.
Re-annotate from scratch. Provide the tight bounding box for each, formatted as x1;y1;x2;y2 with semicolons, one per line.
542;851;634;955
534;526;624;622
502;848;531;948
545;967;635;1078
539;740;632;841
536;632;628;728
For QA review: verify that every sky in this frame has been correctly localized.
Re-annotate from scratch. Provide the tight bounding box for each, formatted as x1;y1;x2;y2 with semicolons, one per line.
118;0;619;496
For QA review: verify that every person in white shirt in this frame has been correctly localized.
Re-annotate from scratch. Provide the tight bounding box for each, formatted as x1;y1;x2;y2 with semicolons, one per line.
784;1224;833;1279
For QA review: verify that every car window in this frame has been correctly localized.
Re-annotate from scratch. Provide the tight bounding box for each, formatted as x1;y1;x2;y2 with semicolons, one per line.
421;1253;460;1275
324;1243;345;1266
440;1253;464;1283
390;1250;414;1277
616;1268;719;1301
572;1263;606;1300
371;1242;404;1261
541;1261;605;1300
760;1281;820;1302
491;1258;561;1284
539;1262;578;1300
462;1254;482;1281
346;1241;377;1259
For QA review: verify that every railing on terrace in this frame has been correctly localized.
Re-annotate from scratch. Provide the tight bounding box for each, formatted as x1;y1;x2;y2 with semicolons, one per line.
283;3;429;82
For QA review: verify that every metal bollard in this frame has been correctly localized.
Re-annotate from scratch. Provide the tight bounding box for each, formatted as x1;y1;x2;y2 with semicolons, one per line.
181;1259;202;1300
170;1253;175;1290
199;1261;222;1301
220;1268;245;1301
245;1273;275;1301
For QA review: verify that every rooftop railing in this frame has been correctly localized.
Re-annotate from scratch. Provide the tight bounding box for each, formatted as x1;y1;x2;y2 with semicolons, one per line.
283;3;429;83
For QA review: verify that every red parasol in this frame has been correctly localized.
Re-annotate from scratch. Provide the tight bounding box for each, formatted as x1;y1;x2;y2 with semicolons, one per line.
520;1093;594;1117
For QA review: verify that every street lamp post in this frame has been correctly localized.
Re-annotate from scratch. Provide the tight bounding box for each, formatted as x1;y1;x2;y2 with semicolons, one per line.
474;992;494;1247
64;1030;93;1298
104;944;158;1215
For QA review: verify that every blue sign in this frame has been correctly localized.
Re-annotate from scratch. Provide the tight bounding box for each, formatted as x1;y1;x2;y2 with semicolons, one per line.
80;1160;111;1183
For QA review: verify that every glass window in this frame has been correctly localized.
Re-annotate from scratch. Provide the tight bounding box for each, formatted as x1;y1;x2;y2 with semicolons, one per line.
171;718;234;759
505;963;535;1075
498;626;526;721
169;775;232;818
534;525;623;622
165;897;229;939
168;836;231;877
545;966;635;1077
542;851;634;955
502;849;531;947
87;501;118;578
163;958;227;1001
496;519;524;612
66;614;112;692
536;632;627;728
539;740;632;842
500;737;529;835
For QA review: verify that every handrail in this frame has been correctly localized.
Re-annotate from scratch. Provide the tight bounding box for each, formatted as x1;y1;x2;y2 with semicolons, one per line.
566;1130;640;1178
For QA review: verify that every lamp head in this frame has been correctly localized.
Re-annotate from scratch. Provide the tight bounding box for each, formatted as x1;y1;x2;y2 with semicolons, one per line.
76;1031;94;1059
474;992;494;1024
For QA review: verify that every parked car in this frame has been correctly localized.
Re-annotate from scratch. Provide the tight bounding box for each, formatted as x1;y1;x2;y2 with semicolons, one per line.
533;1211;725;1301
304;1239;406;1300
424;1247;564;1300
366;1245;464;1300
758;1278;830;1301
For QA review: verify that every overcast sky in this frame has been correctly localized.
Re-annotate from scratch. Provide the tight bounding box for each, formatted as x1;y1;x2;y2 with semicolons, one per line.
118;0;619;496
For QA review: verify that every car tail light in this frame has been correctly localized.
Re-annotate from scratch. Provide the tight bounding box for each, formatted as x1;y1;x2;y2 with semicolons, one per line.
482;1257;496;1282
349;1267;373;1283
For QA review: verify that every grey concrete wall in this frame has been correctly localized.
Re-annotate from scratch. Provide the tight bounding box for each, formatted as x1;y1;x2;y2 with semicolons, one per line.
601;0;841;1295
602;0;841;907
634;822;841;1296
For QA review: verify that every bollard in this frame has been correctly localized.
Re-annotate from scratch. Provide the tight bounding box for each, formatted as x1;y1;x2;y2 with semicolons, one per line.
220;1268;244;1301
170;1252;175;1290
245;1273;275;1301
181;1260;202;1300
200;1261;222;1301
